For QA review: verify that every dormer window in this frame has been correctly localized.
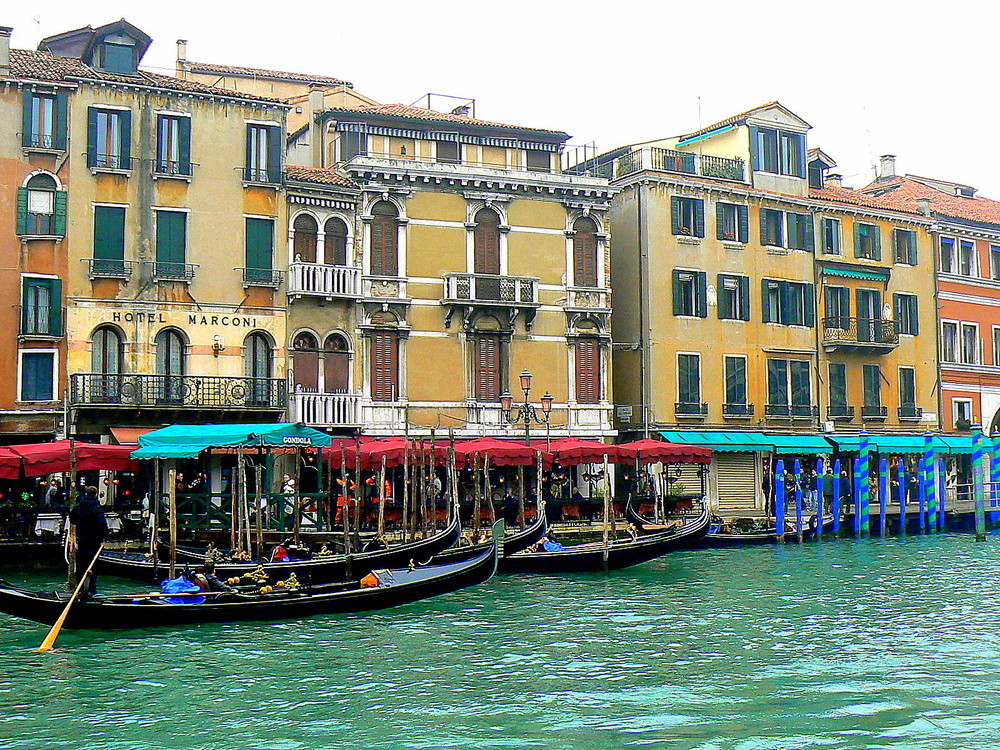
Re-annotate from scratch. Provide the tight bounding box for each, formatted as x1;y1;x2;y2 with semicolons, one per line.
95;34;139;74
808;163;824;189
752;126;806;178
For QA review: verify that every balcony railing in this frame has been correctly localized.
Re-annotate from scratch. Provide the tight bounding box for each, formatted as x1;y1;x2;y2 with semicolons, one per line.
566;287;611;310
88;259;135;280
766;404;818;419
823;317;899;351
70;373;286;410
723;403;755;418
596;147;746;183
827;405;855;421
23;213;55;236
288;263;362;299
149;261;197;282
862;405;889;420
241;268;284;289
443;274;538;305
289;392;360;426
898;405;923;420
675;401;709;417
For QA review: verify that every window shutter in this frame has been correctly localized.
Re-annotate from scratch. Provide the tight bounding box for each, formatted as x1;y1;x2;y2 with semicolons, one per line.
371;331;399;402
267;126;282;183
802;214;815;251
475;335;502;401
671;197;681;235
672;270;683;315
473;210;501;275
779;281;791;324
693;200;705;238
53;191;67;237
20;278;30;333
95;206;126;260
796;134;807;178
156;211;186;264
87;107;99;168
803;283;815;327
572;231;598;287
760;209;768;244
48;278;62;336
119;109;132;168
575;338;600;404
245;125;253;179
324;350;350;393
737;205;749;243
872;226;882;260
762;279;774;323
371;213;398;276
749;126;760;171
246;218;274;270
178;116;192;176
293;349;319;392
21;88;33;148
739;275;751;321
716;273;726;319
16;187;29;236
716;203;726;241
696;271;708;317
54;92;68;151
910;297;919;336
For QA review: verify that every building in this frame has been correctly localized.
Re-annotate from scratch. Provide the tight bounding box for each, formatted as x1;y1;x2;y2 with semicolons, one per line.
1;20;292;443
862;159;1000;434
602;103;939;512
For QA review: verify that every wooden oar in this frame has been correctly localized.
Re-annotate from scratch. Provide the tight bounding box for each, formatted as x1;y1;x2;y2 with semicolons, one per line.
33;544;103;653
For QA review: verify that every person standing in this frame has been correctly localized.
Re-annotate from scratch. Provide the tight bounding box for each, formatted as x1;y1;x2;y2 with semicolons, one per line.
68;486;108;596
44;478;63;507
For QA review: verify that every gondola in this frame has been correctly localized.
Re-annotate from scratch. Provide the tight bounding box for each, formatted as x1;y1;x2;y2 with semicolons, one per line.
0;534;499;630
431;502;548;565
98;513;462;585
500;504;711;574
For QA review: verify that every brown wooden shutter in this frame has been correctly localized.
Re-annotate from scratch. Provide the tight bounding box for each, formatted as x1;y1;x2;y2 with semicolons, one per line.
473;208;501;275
292;215;318;263
371;331;398;402
475;335;501;401
575;338;601;404
324;217;349;266
293;350;319;391
370;202;398;276
324;351;350;393
573;219;599;287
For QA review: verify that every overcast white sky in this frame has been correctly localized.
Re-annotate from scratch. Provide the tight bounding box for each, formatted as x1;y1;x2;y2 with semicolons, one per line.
6;0;999;194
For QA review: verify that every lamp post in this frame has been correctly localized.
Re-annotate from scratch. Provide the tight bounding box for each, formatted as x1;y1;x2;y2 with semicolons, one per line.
499;370;554;447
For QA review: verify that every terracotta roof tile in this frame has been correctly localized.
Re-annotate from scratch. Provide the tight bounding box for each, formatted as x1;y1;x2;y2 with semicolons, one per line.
183;60;351;88
322;103;569;138
285;165;356;188
860;176;1000;226
5;48;283;104
809;184;921;215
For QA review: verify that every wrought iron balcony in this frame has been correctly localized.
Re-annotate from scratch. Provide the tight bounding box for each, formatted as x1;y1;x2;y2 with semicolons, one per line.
87;259;135;280
862;405;889;420
70;373;286;410
675;401;709;417
443;273;538;306
723;403;755;418
289;392;360;426
898;405;923;420
822;317;899;352
827;404;855;421
241;268;284;289
288;263;362;300
766;404;818;419
148;261;197;282
595;147;746;182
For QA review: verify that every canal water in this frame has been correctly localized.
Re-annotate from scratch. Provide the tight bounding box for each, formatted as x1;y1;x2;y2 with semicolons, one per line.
2;534;999;749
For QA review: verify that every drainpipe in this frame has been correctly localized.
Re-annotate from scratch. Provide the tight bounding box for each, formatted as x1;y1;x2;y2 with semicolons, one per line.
638;182;652;440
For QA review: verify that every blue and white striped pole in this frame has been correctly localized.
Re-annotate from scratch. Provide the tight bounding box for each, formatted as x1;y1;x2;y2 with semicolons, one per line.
879;457;888;537
858;433;871;537
937;456;947;532
897;458;907;535
917;445;927;534
924;432;937;533
794;458;804;543
973;424;987;541
832;458;842;537
815;457;825;542
775;459;786;543
991;433;1000;518
853;457;863;537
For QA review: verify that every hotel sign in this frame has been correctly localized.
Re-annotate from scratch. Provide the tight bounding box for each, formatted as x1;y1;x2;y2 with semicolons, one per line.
109;311;261;327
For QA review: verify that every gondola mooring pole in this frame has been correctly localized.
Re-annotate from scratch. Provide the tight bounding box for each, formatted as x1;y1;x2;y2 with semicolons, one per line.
255;463;264;560
377;455;387;538
168;467;177;580
775;459;786;543
793;458;804;544
924;432;937;533
353;437;363;544
67;438;78;588
340;442;350;554
973;423;988;541
602;453;611;549
517;463;526;530
831;458;841;537
815;457;825;542
897;456;907;536
151;457;161;580
858;432;871;537
878;457;888;538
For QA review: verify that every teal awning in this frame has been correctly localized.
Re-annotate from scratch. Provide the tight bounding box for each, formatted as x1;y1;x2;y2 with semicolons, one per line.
765;434;834;454
936;435;975;454
660;430;772;452
133;423;333;459
821;266;890;281
827;434;971;455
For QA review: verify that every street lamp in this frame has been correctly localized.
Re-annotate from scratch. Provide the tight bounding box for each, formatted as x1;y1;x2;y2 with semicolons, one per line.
499;370;554;447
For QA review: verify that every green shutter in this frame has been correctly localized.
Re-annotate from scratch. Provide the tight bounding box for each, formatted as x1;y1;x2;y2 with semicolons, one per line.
910;297;919;335
803;214;815;251
20;278;30;333
49;278;62;336
796;133;807;178
737;205;749;243
749;125;760;171
87;107;98;167
16;187;29;236
54;92;68;151
156;211;186;264
267;126;282;183
762;279;774;323
178;116;192;175
716;273;726;319
872;226;882;260
716;203;726;241
21;87;33;148
671;197;681;235
779;281;791;324
53;191;67;237
804;283;815;327
246;218;274;270
672;270;683;315
739;275;751;321
693;200;705;238
119;109;132;168
760;208;768;244
94;206;126;260
245;124;253;180
696;271;708;317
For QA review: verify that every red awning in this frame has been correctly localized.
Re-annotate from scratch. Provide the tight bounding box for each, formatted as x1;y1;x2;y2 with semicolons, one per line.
530;437;619;466
322;437;448;470
455;438;552;468
615;439;713;465
0;447;21;480
11;441;141;478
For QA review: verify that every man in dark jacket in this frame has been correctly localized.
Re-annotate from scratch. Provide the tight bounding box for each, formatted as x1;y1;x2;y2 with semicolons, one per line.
68;486;108;595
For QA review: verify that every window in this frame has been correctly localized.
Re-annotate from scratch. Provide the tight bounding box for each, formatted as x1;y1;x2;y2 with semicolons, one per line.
21;277;62;336
92;326;124;403
959;240;976;276
17;174;65;237
824;286;850;329
894;293;919;336
822;218;842;255
339;131;367;162
941;322;957;362
940;237;956;274
894;228;917;265
855;288;882;343
991;246;1000;281
155;329;186;404
526;150;551;172
672;270;708;317
473;333;504;402
671;197;705;238
761;208;784;246
370;201;399;276
19;351;55;402
786;212;814;251
22;89;67;150
575;338;601;404
753;127;806;177
762;280;814;326
961;323;979;364
245;218;275;285
245;332;274;406
677;354;701;405
829;362;848;408
245;123;281;183
93;205;126;276
294;333;351;395
87;107;131;170
370;329;399;402
155;114;191;176
292;332;320;392
716;203;748;242
994;327;1000;367
436;140;461;165
724;356;747;406
292;214;318;263
863;364;882;407
154;210;188;279
899;367;916;409
766;358;811;415
323;334;351;393
808;163;824;189
855;223;881;260
953;399;973;429
572;216;599;288
473;207;502;276
324;217;349;266
96;39;137;74
767;358;788;412
717;274;750;321
790;360;811;415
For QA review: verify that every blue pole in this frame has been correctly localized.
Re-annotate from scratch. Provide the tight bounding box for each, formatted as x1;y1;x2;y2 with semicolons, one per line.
832;458;842;537
918;450;927;534
816;457;825;542
937;457;947;532
897;458;907;535
991;433;1000;516
923;432;935;533
974;425;987;541
858;433;871;537
853;457;863;538
775;459;786;543
794;458;804;543
879;457;888;537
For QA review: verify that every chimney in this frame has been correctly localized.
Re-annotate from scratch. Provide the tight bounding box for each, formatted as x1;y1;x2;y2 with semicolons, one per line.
879;154;896;180
0;26;12;77
309;88;325;168
826;173;843;188
175;39;188;79
917;197;932;217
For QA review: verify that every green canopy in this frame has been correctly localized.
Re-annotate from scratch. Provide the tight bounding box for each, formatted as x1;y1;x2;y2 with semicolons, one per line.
133;423;332;459
821;265;890;281
660;430;772;452
765;434;834;454
827;433;972;455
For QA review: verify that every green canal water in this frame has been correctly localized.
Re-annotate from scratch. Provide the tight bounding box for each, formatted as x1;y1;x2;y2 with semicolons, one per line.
2;534;999;750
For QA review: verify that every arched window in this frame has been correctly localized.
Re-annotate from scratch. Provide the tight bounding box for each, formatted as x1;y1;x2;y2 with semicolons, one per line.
24;174;58;236
473;207;501;275
324;217;349;266
292;332;319;392
292;214;318;263
155;328;186;404
92;325;125;403
572;216;599;288
245;332;274;407
323;333;350;393
369;314;399;402
370;201;399;276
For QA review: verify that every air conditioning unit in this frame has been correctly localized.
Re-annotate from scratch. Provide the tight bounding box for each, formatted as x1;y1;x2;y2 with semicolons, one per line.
822;421;835;433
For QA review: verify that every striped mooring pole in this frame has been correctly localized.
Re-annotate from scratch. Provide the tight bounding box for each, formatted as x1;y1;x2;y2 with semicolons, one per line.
990;432;1000;524
832;458;842;537
937;456;947;532
923;432;937;533
815;457;825;542
878;457;888;537
973;424;987;541
775;458;786;543
858;433;871;537
897;457;907;535
794;458;804;544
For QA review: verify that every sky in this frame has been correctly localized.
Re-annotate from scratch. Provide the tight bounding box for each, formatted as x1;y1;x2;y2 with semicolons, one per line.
6;0;1000;194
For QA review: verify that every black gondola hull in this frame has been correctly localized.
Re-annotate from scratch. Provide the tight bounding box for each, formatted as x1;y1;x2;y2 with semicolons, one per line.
432;508;548;565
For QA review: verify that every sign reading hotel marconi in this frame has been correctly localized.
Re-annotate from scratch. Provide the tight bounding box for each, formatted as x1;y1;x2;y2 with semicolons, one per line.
108;311;262;327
